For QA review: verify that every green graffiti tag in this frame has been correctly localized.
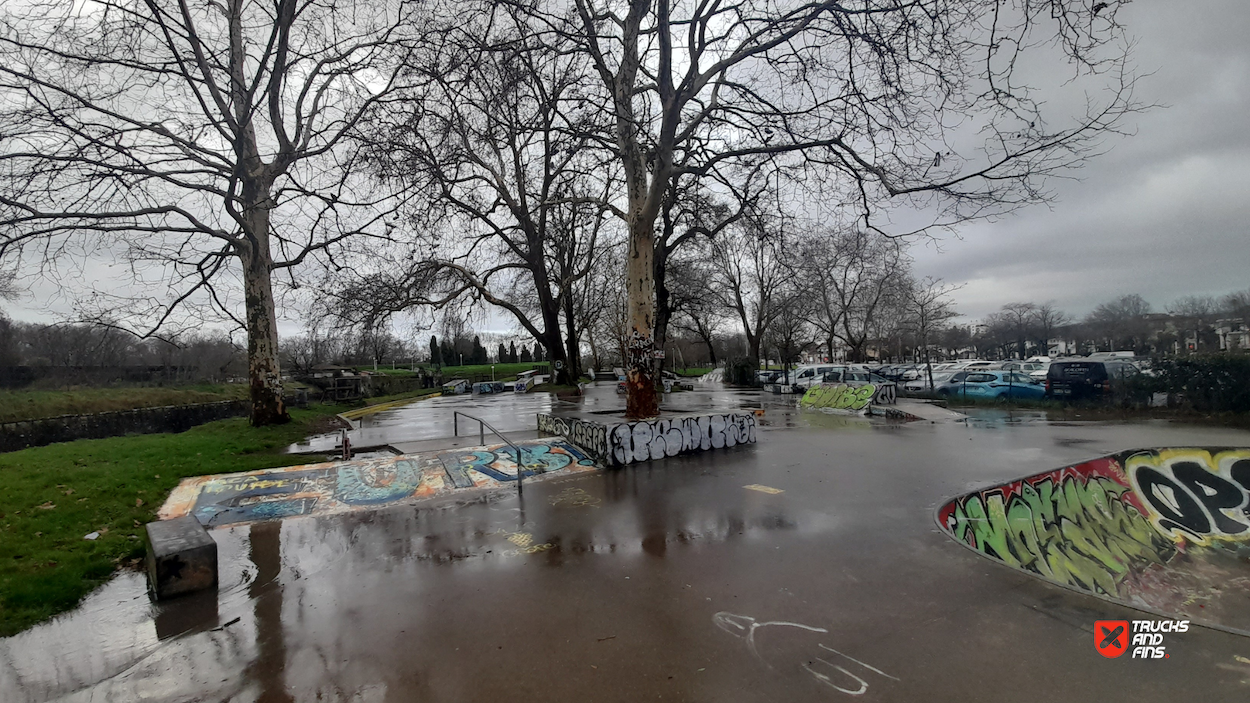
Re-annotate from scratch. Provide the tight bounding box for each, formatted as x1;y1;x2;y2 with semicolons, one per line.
800;384;876;411
946;473;1175;597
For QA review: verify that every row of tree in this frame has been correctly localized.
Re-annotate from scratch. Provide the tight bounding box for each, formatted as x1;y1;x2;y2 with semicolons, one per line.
969;289;1250;360
0;0;1140;421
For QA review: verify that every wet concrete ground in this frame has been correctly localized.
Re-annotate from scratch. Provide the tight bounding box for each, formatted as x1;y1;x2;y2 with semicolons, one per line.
6;398;1250;701
288;381;772;454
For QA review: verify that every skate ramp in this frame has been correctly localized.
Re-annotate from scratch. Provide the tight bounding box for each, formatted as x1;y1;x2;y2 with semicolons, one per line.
937;448;1250;635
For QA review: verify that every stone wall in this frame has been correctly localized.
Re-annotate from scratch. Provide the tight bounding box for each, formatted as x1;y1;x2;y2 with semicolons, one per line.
0;400;249;453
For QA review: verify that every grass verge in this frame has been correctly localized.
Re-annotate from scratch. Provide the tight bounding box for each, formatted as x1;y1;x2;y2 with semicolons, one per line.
0;404;347;636
0;384;250;424
528;383;582;396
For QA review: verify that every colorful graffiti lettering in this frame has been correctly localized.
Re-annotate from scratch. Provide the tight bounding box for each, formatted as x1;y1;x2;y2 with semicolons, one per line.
334;459;423;505
801;384;876;411
439;442;595;484
938;446;1250;630
939;456;1175;597
163;439;599;527
1125;449;1250;545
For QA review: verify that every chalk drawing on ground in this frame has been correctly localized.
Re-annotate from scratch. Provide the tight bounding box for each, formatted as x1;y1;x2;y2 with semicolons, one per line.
714;612;899;697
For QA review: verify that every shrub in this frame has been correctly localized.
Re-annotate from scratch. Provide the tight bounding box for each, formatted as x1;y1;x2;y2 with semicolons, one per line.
1154;354;1250;413
724;357;758;386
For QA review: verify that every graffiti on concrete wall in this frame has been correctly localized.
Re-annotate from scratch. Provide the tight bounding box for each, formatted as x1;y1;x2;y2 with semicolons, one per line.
335;459;424;505
608;413;757;466
1125;449;1250;545
938;446;1250;622
538;413;610;462
161;439;599;527
801;384;876;412
938;456;1174;597
438;443;595;486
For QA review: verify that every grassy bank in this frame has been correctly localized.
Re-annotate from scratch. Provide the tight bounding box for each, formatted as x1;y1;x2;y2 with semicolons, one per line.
0;384;250;424
0;405;347;636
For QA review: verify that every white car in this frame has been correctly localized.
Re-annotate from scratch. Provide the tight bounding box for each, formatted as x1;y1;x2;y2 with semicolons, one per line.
905;371;955;392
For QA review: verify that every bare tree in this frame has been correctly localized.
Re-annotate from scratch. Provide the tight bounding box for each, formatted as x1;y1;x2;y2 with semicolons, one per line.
1084;294;1152;352
999;302;1039;359
667;255;725;366
710;216;789;367
905;277;960;389
1223;289;1250;320
509;0;1141;417
0;0;427;424
797;228;910;363
1033;302;1071;357
1167;295;1219;353
338;11;612;385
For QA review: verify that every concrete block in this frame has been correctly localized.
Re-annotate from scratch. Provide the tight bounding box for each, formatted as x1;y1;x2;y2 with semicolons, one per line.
145;516;218;599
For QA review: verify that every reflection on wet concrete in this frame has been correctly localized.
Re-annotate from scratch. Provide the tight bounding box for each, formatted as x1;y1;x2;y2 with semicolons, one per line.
290;381;789;453
246;521;292;703
7;410;1250;701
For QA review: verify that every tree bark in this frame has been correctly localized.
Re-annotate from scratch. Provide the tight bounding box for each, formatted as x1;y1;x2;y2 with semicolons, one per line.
562;288;581;383
625;218;659;418
653;243;671;379
239;209;289;426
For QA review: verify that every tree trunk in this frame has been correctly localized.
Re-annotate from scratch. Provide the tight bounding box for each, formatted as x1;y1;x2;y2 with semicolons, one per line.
239;214;289;427
653;244;671;381
625;218;659;418
696;320;717;366
562;291;581;383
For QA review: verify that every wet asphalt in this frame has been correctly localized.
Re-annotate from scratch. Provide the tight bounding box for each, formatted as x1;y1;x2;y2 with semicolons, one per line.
5;388;1250;702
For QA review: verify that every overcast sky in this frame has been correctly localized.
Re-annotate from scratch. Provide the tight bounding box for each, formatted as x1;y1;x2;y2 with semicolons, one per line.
913;1;1250;324
4;2;1248;337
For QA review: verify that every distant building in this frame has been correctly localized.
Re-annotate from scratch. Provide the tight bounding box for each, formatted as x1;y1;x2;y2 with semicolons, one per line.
1216;318;1249;351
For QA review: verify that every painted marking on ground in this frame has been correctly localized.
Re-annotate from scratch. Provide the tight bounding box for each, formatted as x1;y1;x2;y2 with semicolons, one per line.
744;484;785;495
159;439;599;528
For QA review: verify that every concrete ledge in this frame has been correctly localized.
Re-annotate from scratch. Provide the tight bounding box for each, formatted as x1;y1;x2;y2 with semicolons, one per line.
538;411;757;467
146;516;218;599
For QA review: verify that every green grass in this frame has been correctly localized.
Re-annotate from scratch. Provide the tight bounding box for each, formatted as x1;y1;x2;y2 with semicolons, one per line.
435;362;546;379
0;405;348;635
671;367;713;377
528;383;582;395
0;384;251;424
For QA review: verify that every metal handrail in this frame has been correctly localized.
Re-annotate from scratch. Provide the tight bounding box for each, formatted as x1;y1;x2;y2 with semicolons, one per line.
452;411;534;491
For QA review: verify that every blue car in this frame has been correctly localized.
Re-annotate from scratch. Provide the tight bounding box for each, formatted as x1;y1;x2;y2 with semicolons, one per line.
934;371;1045;400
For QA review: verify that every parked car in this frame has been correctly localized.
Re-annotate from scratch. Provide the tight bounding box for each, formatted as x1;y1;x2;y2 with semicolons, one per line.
1044;360;1140;401
792;364;843;389
935;371;1045;400
904;371;955;393
815;367;898;404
